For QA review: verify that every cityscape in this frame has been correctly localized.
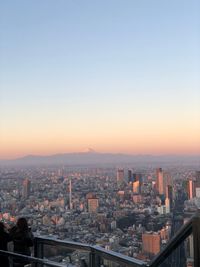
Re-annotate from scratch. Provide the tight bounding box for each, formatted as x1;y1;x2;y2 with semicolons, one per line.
0;156;200;266
0;1;200;267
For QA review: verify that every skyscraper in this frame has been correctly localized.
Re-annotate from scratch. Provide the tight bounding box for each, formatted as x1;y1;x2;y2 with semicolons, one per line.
69;178;72;210
156;168;164;195
166;185;173;209
165;197;170;213
116;169;124;183
132;180;140;194
22;178;31;199
156;169;172;196
187;180;195;199
128;169;133;182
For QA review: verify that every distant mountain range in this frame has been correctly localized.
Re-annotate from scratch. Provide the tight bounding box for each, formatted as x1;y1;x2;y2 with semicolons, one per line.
0;151;200;166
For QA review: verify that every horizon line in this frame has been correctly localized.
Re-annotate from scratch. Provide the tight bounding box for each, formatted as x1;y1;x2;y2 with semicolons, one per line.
1;150;200;161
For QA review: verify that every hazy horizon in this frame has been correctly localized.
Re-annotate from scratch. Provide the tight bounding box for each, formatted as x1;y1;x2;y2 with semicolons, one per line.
1;149;200;161
1;1;200;159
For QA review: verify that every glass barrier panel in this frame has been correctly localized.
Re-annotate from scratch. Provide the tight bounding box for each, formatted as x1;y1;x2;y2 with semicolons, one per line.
42;243;90;267
157;233;194;267
94;255;135;267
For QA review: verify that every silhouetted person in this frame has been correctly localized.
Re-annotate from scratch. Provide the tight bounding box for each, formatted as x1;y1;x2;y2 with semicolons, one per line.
10;218;34;267
0;222;10;267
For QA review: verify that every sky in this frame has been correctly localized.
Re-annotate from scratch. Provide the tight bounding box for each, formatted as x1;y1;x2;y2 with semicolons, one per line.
0;0;200;159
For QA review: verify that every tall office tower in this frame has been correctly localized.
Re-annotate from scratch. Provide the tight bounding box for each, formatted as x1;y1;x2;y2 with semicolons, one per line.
132;180;140;193
187;180;195;199
22;178;31;199
166;185;173;208
69;179;72;210
165;197;170;213
166;185;173;199
156;168;164;195
87;197;99;213
156;169;172;196
116;169;124;183
142;233;161;256
132;173;142;193
128;169;133;182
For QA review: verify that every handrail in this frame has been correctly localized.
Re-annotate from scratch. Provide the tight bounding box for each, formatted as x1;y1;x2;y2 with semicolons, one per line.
35;236;91;251
35;236;147;266
0;249;72;267
92;245;147;266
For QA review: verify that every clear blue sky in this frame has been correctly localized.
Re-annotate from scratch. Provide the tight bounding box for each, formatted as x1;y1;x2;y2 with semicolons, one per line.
0;0;200;158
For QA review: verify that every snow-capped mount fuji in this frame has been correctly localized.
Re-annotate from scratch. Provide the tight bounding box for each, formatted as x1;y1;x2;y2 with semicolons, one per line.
81;148;97;153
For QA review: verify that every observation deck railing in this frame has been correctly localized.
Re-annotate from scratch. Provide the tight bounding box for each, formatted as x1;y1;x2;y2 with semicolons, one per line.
0;212;199;267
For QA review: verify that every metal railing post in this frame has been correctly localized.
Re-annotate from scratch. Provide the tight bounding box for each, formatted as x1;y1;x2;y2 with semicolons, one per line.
89;248;96;267
192;213;200;267
34;237;44;267
95;253;101;267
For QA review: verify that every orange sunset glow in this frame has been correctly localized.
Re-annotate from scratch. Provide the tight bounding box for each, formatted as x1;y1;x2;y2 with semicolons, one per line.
1;1;200;160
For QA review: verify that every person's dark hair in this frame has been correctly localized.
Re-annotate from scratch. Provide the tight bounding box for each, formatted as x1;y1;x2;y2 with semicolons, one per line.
17;217;28;231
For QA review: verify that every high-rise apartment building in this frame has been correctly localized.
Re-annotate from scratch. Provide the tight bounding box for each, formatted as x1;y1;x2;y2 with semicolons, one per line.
156;168;172;196
87;197;99;213
142;233;161;256
133;180;140;194
22;178;31;199
166;185;173;208
187;180;195;199
128;169;133;182
166;185;173;199
156;168;164;195
69;179;72;210
116;169;124;183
